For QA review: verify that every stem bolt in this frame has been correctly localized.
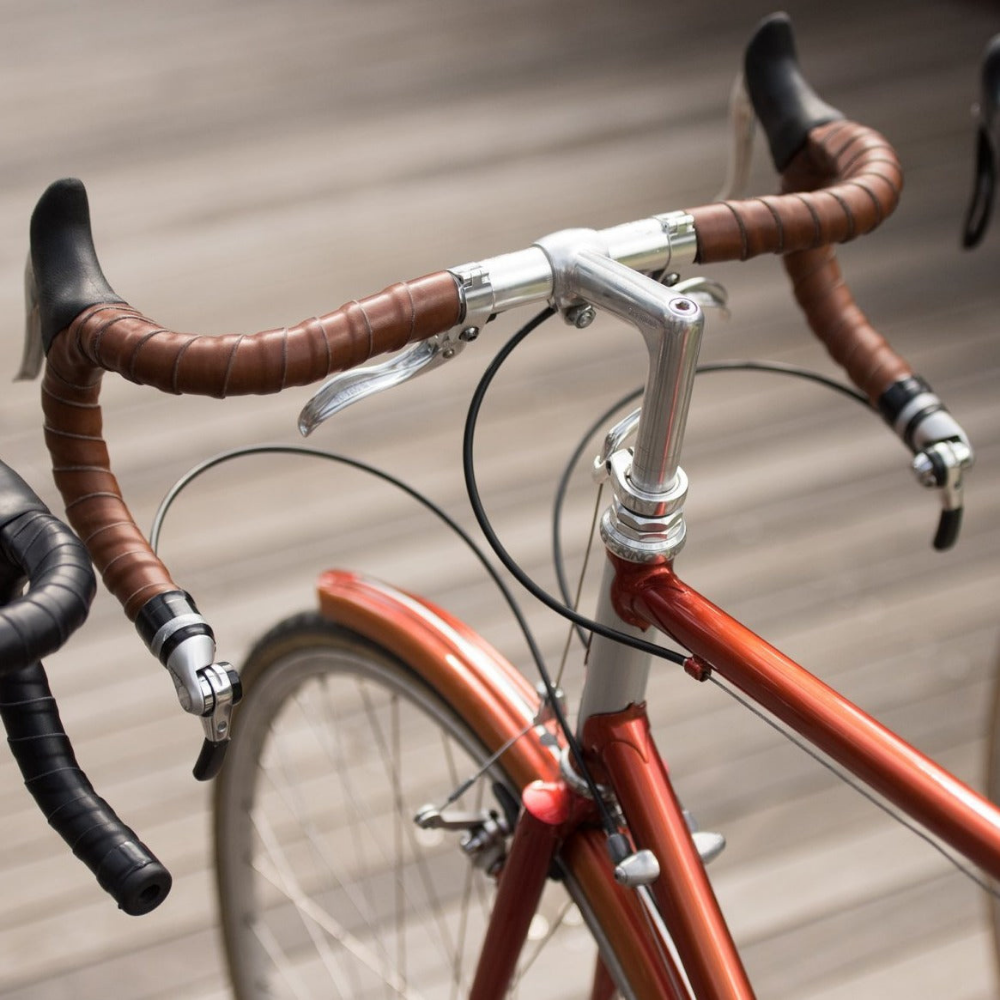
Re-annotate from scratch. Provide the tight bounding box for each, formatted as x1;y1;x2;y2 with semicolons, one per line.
565;303;596;329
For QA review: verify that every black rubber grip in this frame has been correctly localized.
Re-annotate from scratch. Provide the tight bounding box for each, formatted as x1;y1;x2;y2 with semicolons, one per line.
0;662;171;914
744;13;844;172
29;177;124;352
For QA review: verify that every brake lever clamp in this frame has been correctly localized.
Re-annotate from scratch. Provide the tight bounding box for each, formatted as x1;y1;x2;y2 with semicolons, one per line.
297;264;499;433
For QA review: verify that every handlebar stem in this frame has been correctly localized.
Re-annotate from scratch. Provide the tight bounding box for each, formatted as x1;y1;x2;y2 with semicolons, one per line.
532;230;705;565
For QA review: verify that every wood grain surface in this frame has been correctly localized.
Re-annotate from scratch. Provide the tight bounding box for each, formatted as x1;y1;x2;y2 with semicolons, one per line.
0;1;998;997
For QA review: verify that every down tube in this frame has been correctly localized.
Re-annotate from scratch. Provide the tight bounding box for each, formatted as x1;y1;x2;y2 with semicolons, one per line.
611;557;1000;879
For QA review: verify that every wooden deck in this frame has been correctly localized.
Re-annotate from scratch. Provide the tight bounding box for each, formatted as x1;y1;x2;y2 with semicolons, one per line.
0;0;998;996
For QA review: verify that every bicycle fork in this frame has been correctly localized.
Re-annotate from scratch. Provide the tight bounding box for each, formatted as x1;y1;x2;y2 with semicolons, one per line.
463;706;752;1000
465;773;687;1000
467;782;589;999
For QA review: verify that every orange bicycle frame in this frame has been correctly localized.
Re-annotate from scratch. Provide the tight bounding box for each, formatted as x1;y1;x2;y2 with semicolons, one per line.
316;558;1000;1000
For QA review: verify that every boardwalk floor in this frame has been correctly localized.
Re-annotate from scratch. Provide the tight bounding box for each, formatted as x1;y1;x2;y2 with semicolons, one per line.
0;1;998;997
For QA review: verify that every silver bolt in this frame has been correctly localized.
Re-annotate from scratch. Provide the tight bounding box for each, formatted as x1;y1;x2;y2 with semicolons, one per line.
565;304;596;329
460;326;480;341
912;452;939;488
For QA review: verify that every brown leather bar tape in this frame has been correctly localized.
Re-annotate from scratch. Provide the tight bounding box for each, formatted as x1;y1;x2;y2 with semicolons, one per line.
55;272;461;396
688;118;910;403
782;245;911;403
688;120;902;263
779;122;912;401
41;272;462;617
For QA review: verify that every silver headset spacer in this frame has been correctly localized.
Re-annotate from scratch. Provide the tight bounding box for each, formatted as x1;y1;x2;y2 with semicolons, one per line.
600;450;688;562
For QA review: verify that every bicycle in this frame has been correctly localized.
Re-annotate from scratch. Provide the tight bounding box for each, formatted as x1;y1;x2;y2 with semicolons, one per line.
20;12;1000;999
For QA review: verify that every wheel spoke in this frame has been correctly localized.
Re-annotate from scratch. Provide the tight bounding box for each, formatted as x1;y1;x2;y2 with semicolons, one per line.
359;683;461;972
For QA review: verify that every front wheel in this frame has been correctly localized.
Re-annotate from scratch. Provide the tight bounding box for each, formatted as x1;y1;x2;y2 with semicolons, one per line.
214;612;626;999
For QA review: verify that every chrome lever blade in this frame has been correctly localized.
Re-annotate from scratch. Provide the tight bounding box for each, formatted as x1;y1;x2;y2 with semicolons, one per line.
912;439;974;550
716;71;756;202
298;334;465;435
17;252;44;382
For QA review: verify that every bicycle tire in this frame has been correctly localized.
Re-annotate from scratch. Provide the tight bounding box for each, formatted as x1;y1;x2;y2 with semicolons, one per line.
214;612;633;999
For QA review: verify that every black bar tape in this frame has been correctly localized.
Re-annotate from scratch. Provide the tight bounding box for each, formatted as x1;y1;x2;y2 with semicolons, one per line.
0;508;95;674
877;375;950;451
0;461;169;913
0;662;172;914
877;375;933;423
135;590;213;666
0;462;47;527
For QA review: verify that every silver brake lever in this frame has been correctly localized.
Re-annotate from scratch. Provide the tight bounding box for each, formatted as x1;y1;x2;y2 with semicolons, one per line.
593;277;728;481
298;330;468;435
911;438;974;550
17;252;44;382
715;71;757;202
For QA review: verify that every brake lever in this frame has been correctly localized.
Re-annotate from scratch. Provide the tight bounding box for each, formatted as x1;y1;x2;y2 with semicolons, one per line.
17;253;44;382
962;34;1000;248
716;71;757;202
192;663;242;780
298;329;469;435
911;439;974;551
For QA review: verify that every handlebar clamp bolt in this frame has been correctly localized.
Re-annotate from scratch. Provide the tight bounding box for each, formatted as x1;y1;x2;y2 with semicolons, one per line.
564;303;596;329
